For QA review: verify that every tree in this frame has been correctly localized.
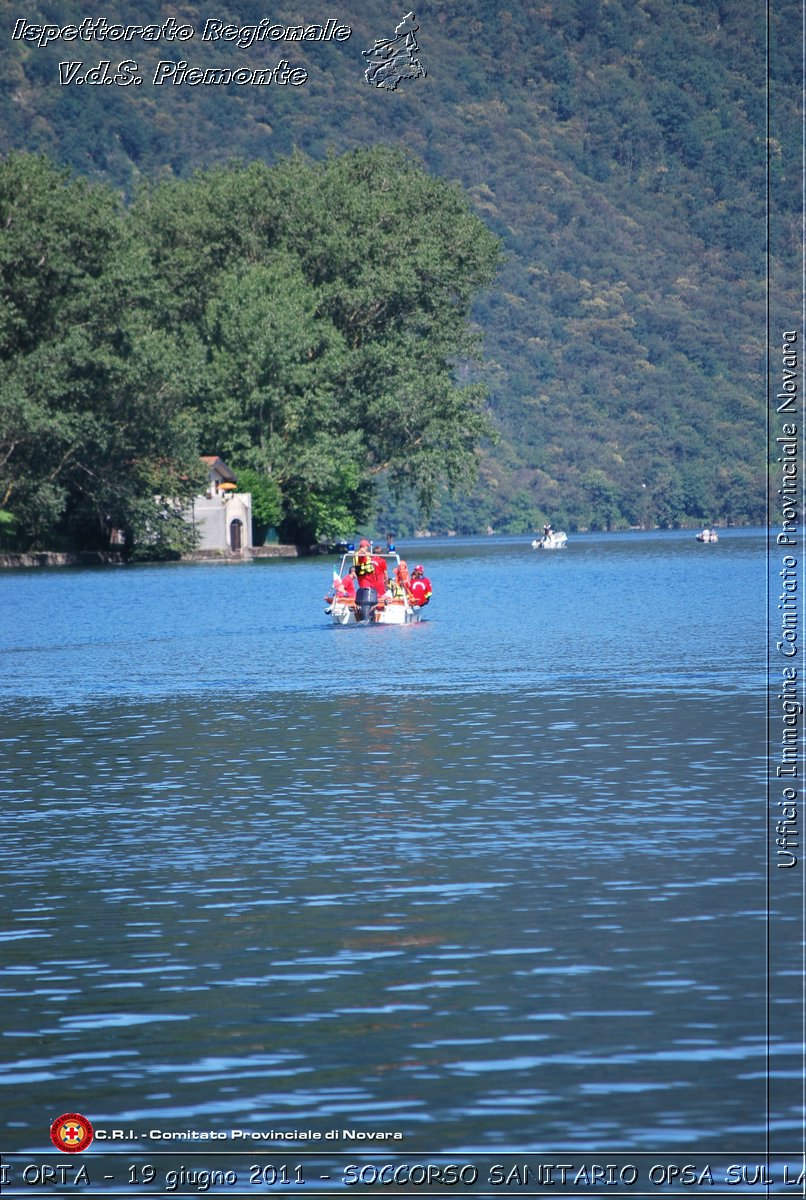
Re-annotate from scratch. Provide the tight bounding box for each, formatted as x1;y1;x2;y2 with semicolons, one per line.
499;490;542;534
228;466;283;545
0;152;204;552
134;147;502;544
274;148;502;515
579;468;623;531
200;256;362;544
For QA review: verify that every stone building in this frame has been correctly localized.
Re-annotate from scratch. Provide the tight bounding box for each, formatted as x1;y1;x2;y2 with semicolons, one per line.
189;456;253;554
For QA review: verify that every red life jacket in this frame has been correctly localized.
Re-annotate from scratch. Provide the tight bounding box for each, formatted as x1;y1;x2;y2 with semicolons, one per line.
354;553;386;594
354;552;375;583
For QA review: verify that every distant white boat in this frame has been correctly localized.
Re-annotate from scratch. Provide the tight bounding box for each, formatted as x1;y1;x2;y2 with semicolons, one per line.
531;530;568;550
696;528;719;543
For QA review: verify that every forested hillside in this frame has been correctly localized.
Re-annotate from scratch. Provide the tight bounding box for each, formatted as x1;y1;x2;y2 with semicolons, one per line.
1;0;798;536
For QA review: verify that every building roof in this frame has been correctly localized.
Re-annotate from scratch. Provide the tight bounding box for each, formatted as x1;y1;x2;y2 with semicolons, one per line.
200;456;237;482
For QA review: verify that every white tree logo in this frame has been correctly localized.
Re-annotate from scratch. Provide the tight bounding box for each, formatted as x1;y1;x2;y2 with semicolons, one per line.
363;12;426;91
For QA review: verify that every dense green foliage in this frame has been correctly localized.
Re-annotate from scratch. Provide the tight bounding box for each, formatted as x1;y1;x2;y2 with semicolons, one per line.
0;148;500;549
0;153;205;553
1;0;797;535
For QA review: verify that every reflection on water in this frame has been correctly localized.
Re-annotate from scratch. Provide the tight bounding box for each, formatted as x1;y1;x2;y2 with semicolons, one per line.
0;531;770;1155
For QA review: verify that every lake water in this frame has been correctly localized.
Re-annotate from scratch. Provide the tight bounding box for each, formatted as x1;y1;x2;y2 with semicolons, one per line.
0;529;790;1190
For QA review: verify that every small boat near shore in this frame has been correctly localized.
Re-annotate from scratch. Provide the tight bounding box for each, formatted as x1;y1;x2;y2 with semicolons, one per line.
696;528;719;543
326;550;425;625
532;530;568;550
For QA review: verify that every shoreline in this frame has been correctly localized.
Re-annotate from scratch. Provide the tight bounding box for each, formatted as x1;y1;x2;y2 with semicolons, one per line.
0;545;301;569
0;524;757;570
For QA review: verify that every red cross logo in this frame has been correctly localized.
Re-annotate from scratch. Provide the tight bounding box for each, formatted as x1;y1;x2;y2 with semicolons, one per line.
50;1113;93;1153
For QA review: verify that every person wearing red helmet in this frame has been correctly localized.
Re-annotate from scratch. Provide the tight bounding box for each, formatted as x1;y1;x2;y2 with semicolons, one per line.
354;539;375;586
354;540;389;596
409;563;432;607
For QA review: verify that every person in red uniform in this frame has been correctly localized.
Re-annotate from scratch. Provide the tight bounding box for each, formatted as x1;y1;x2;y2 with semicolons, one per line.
374;553;389;597
335;566;357;600
354;540;388;595
325;565;357;605
354;539;375;587
409;564;432;607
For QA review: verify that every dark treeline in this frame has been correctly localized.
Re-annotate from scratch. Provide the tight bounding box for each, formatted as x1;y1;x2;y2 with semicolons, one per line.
0;148;500;552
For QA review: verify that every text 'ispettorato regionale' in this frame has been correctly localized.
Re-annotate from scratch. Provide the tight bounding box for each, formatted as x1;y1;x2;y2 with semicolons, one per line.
11;17;354;88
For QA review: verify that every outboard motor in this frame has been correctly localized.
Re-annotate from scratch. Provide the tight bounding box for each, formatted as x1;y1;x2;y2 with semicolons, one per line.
355;586;378;623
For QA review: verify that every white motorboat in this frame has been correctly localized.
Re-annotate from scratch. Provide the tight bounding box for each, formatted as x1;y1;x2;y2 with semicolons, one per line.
531;530;568;550
696;528;719;543
326;549;425;625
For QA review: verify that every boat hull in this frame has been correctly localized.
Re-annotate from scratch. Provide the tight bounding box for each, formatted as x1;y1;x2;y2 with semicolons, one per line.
330;598;422;625
532;531;568;549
